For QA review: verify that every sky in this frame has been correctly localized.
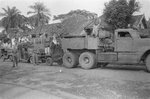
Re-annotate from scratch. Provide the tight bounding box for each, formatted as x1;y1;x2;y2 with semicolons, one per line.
0;0;150;21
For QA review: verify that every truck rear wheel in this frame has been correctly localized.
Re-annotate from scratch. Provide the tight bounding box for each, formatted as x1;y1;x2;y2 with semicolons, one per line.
79;52;96;69
63;52;78;68
146;54;150;72
46;57;53;66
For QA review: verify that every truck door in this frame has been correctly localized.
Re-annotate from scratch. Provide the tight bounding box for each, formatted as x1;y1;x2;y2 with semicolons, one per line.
115;31;138;63
115;31;133;52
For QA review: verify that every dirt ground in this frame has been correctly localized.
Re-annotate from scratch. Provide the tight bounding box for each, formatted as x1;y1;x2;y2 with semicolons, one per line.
0;60;150;99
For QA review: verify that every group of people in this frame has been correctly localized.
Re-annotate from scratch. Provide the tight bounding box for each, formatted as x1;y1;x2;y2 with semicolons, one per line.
0;32;62;68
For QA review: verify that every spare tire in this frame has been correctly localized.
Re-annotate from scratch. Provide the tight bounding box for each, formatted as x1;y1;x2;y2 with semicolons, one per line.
63;52;78;68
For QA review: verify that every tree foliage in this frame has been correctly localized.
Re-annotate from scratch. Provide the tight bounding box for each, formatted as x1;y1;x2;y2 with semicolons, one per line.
27;2;51;27
0;6;29;33
0;6;20;30
53;9;97;21
103;0;140;30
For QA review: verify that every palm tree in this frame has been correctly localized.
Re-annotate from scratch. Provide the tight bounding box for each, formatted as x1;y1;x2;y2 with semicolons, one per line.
0;6;21;31
27;2;51;27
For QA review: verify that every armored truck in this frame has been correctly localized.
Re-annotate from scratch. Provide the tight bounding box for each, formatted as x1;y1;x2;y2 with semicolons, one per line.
61;29;150;72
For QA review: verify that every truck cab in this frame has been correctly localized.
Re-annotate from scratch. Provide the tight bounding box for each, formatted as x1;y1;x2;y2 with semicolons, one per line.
114;29;139;52
98;29;150;63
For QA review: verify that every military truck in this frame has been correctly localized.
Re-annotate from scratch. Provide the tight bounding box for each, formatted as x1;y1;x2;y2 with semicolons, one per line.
30;36;63;65
61;28;150;72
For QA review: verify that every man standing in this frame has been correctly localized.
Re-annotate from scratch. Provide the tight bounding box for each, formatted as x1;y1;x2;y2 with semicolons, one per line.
32;49;39;65
12;39;19;67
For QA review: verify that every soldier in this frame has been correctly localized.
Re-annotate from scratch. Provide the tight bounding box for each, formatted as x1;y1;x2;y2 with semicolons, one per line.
32;49;39;65
12;39;19;67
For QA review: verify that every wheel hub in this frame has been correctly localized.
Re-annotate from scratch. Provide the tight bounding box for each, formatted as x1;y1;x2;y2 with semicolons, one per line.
84;57;90;64
67;57;72;63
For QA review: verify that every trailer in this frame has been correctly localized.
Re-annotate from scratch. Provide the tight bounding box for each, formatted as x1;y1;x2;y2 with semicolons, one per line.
31;36;63;65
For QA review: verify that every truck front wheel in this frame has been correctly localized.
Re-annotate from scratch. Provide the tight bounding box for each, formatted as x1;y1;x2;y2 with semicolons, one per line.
146;54;150;72
79;52;96;69
63;52;78;68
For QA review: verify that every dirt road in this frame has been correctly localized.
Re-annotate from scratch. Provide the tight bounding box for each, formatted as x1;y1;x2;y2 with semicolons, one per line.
0;61;150;99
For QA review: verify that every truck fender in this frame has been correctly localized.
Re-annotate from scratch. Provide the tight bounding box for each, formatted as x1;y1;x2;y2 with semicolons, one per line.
138;47;150;62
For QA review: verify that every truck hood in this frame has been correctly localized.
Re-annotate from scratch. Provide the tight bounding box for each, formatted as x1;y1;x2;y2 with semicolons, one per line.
134;38;150;51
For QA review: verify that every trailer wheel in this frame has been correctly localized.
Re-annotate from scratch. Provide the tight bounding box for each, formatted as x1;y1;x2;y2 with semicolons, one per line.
79;52;96;69
46;57;53;66
63;52;78;68
145;54;150;72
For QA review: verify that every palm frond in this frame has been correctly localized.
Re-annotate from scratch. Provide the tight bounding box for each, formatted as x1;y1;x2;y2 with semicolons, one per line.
27;2;51;27
27;11;36;15
2;8;8;14
0;13;7;17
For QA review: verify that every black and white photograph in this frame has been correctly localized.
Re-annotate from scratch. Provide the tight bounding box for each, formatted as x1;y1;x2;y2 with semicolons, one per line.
0;0;150;99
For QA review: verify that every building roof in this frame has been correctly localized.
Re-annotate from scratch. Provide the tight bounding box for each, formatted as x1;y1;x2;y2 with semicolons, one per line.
29;23;67;37
130;15;143;26
130;14;147;28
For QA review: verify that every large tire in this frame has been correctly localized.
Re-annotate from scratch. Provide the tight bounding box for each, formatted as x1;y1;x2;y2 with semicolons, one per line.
63;52;78;68
145;54;150;72
46;57;53;66
79;52;96;69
